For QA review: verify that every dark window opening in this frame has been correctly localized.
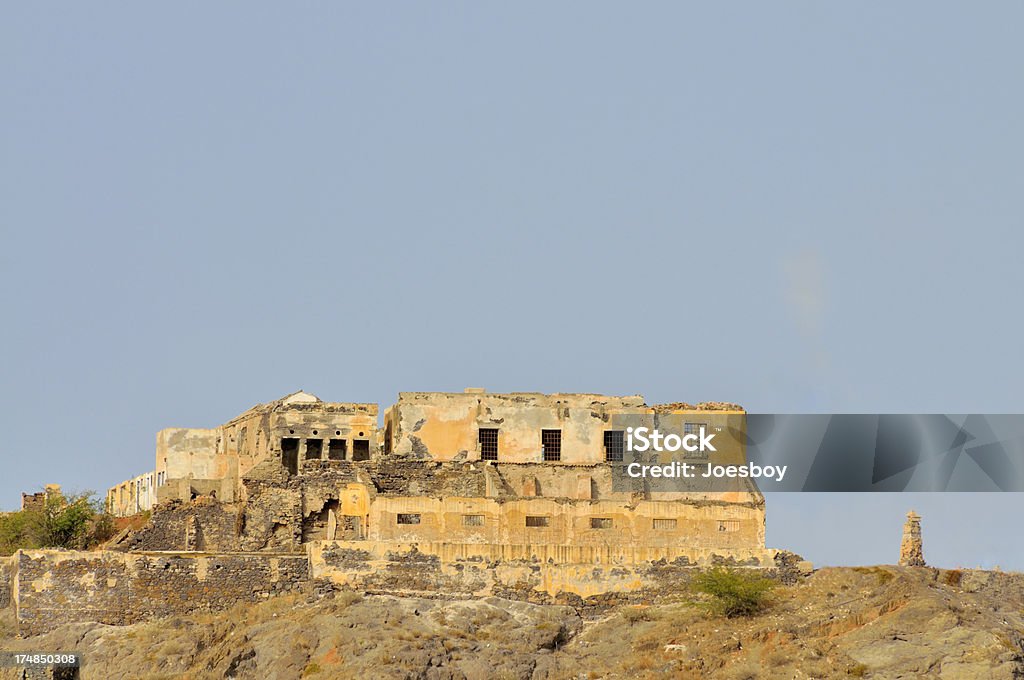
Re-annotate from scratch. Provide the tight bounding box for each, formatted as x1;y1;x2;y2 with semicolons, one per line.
328;439;347;461
306;438;323;461
542;430;561;461
604;430;624;462
397;513;421;525
281;438;299;475
525;516;550;527
352;439;370;461
463;514;485;526
384;422;393;455
653;518;677;531
590;517;613;529
479;428;499;461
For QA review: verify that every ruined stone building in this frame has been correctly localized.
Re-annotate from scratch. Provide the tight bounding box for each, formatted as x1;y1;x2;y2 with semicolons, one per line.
20;484;61;512
6;390;799;636
104;389;773;563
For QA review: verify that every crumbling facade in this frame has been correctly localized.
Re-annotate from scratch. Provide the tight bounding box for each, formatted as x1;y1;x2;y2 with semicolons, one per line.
6;389;798;636
106;473;156;517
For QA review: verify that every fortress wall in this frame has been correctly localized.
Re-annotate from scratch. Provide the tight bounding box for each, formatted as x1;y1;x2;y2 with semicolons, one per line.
12;550;308;636
308;540;780;603
13;541;797;636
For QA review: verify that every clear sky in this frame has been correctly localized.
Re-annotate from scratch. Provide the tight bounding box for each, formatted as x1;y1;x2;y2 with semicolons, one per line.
2;3;1022;569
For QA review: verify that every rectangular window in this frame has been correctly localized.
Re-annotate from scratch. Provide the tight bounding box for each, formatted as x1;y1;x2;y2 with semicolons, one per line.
718;520;740;533
462;514;485;527
604;430;624;462
590;517;613;529
653;518;678;531
305;438;323;460
541;430;561;461
396;513;421;525
525;516;550;528
352;439;371;461
684;422;707;436
479;428;499;461
328;439;347;461
684;423;710;458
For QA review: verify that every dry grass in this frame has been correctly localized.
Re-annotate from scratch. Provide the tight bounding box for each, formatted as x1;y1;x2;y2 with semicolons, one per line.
942;570;964;588
853;566;895;586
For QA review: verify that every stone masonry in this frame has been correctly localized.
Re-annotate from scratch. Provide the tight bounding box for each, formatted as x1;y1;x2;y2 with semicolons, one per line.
899;510;925;567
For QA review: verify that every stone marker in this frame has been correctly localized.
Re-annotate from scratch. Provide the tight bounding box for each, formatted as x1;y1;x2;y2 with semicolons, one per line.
899;510;925;567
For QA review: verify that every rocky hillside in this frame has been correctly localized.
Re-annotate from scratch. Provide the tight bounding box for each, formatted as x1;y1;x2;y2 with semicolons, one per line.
1;566;1022;679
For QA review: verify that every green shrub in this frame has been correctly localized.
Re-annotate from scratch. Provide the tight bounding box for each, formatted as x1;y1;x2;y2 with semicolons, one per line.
692;568;775;618
0;489;112;554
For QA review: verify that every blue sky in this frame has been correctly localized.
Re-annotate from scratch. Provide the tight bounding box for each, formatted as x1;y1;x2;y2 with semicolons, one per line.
2;3;1022;568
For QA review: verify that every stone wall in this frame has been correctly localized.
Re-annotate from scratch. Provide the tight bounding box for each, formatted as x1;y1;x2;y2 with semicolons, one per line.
0;556;11;608
308;540;786;605
12;544;807;636
122;498;246;553
13;550;308;636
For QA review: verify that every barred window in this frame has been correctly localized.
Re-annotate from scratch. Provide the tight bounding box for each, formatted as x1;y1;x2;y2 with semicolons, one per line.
653;518;677;531
542;430;561;461
525;516;550;527
479;428;499;461
590;517;613;529
462;514;485;527
684;422;707;436
396;513;421;525
718;520;740;532
604;430;624;461
684;423;710;458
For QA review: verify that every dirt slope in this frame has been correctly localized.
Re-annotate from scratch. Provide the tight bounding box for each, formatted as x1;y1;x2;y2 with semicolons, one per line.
1;566;1022;679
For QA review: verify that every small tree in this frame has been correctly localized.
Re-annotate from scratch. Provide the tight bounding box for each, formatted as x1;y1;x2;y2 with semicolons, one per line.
0;510;38;554
40;492;92;548
692;568;775;618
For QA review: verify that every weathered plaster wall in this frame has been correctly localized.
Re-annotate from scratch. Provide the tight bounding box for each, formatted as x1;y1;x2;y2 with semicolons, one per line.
156;428;221;481
384;391;747;467
12;550;308;636
384;392;645;463
367;496;764;551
